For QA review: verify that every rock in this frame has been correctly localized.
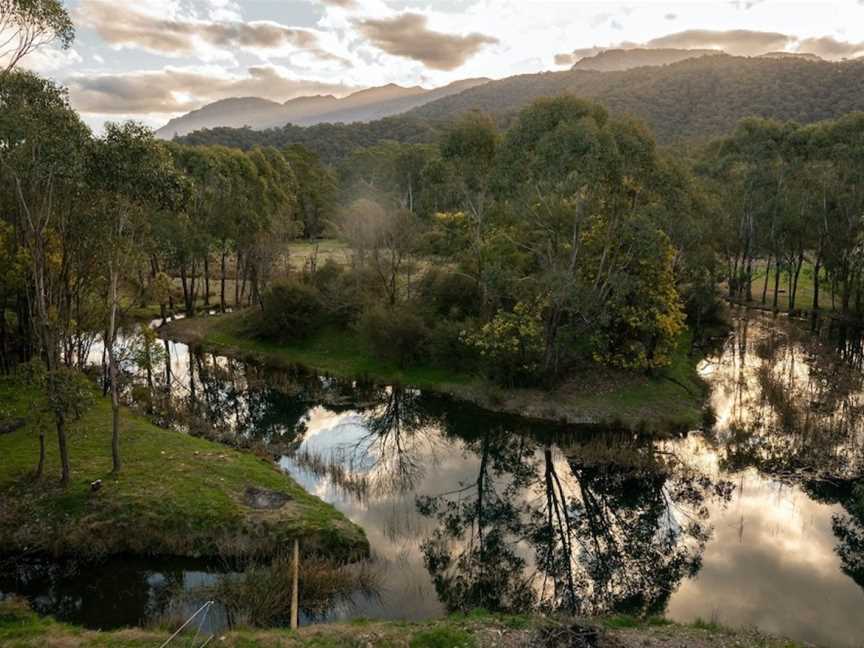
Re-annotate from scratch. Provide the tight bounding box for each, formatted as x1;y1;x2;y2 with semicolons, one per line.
243;486;292;510
90;479;102;492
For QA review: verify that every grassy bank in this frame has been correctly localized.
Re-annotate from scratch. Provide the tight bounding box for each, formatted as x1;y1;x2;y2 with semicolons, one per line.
163;311;713;433
0;599;811;648
0;380;367;560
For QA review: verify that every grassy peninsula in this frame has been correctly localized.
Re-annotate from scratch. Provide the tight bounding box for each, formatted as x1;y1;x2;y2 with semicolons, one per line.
0;379;367;559
162;311;712;433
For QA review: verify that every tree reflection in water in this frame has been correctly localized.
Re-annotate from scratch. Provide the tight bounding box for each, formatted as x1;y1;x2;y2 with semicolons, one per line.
416;429;733;616
707;311;864;601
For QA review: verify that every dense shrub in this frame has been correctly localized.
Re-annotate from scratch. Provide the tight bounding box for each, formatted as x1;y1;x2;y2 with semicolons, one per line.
428;319;476;371
418;268;482;319
259;281;324;343
309;260;361;326
358;304;430;368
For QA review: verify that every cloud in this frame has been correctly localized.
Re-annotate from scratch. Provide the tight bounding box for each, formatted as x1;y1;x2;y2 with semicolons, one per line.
353;12;497;70
68;65;357;115
645;29;791;55
321;0;358;7
797;36;864;59
78;0;346;64
555;29;864;65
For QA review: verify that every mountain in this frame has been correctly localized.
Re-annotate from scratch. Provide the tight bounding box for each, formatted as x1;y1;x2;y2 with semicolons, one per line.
570;48;724;72
175;55;864;162
156;79;489;139
406;55;864;143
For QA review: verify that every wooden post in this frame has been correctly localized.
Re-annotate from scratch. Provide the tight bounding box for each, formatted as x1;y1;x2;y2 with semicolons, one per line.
290;538;299;630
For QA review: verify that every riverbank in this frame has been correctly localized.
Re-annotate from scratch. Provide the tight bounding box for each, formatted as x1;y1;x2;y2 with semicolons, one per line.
0;598;813;648
162;311;715;433
0;379;367;560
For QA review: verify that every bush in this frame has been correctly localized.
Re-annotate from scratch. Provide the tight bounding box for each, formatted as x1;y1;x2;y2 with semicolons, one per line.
428;319;476;371
358;304;430;368
259;281;324;343
310;260;363;327
418;269;482;319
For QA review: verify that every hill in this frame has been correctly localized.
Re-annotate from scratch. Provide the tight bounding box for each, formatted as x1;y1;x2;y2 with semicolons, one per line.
174;55;864;161
156;78;489;139
407;54;864;142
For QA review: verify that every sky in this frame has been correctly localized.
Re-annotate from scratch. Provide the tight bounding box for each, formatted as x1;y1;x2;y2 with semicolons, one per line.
16;0;864;132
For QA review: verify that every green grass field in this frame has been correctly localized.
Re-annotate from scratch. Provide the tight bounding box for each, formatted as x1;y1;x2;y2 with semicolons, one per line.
0;379;367;559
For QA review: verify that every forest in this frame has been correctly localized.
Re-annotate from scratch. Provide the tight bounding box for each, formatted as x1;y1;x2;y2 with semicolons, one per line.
7;51;864;480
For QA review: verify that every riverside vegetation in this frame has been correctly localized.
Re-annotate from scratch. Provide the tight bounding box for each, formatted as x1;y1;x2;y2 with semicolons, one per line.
2;2;864;646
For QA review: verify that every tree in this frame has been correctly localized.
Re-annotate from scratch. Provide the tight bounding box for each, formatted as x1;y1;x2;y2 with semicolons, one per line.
0;71;90;485
88;121;185;474
0;0;74;75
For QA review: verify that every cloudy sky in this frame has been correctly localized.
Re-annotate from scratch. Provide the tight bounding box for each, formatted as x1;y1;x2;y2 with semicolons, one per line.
18;0;864;131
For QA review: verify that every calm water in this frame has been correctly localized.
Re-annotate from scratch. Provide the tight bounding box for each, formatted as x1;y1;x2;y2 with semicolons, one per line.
2;310;863;647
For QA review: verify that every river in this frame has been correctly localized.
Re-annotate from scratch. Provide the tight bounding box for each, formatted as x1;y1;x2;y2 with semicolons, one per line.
2;309;863;647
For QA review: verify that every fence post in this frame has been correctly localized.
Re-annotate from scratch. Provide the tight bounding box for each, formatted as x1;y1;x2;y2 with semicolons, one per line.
291;538;299;630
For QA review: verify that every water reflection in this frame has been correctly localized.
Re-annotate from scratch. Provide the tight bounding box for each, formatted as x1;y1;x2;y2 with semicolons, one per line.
3;311;864;647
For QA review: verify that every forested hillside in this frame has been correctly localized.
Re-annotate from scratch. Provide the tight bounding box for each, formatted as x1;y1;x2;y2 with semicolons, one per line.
409;55;864;141
176;55;864;161
176;115;443;165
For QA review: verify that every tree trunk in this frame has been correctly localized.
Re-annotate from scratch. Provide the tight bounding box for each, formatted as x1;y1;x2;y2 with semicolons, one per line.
812;256;822;312
179;264;190;315
203;255;210;307
107;267;122;475
57;411;70;486
234;252;241;307
772;261;781;312
220;249;228;312
745;256;754;302
36;431;45;479
761;257;772;305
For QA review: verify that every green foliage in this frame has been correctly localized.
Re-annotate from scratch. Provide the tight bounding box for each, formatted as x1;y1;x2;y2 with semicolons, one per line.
462;301;545;386
418;269;482;320
259;281;325;343
585;219;686;370
357;304;430;369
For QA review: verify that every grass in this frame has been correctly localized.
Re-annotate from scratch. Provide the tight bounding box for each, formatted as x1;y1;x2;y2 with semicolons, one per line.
167;312;475;390
743;258;838;314
0;378;368;560
164;312;715;433
0;598;815;648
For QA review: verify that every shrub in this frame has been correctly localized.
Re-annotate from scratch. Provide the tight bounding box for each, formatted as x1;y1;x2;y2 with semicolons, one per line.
418;269;482;319
428;319;476;371
358;304;430;368
462;300;545;386
258;281;324;343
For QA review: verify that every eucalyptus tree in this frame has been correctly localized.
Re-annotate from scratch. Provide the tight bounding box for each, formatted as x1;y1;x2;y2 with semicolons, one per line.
438;112;500;306
87;121;186;474
0;71;90;484
491;97;686;375
0;0;73;75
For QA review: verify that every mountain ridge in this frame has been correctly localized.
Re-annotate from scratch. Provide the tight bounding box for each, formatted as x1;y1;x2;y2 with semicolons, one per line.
156;78;490;139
